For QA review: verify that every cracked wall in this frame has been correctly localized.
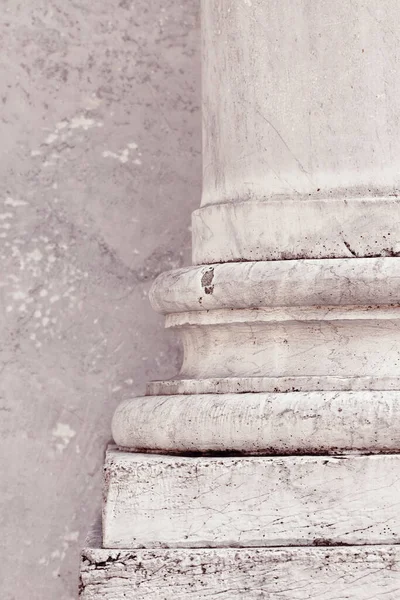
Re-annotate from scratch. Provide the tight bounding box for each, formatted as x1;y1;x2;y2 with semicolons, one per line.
0;1;201;598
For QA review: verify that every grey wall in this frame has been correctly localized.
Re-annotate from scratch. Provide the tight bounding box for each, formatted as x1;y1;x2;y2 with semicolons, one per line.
0;2;200;598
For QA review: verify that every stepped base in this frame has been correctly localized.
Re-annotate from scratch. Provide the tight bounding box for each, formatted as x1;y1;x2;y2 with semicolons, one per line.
103;449;400;548
81;533;400;599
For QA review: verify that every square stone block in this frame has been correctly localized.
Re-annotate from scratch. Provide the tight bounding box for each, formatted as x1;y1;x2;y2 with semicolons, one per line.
103;448;400;548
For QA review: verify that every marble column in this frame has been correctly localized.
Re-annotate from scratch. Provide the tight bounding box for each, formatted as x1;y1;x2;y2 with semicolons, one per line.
80;1;400;598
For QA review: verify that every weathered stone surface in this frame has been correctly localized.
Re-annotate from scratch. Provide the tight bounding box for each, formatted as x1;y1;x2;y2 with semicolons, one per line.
196;0;400;264
193;198;400;264
167;306;400;380
81;538;400;600
0;1;200;599
103;450;400;548
112;391;400;454
150;257;400;314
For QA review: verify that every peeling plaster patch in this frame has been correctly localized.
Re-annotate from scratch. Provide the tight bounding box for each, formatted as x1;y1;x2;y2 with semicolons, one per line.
4;197;28;207
102;141;141;164
103;149;129;163
51;422;76;452
26;249;43;262
44;133;58;145
37;115;103;159
12;291;27;300
57;528;80;562
69;115;103;130
64;530;79;543
83;95;102;110
43;153;60;167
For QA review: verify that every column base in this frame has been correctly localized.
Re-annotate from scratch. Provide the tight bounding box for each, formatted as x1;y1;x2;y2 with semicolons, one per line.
103;448;400;548
112;391;400;454
81;535;400;599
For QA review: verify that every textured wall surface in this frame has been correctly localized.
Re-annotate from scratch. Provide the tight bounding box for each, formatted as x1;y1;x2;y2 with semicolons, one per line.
0;1;200;598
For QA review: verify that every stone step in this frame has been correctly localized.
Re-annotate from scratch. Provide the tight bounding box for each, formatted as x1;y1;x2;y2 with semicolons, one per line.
81;530;400;600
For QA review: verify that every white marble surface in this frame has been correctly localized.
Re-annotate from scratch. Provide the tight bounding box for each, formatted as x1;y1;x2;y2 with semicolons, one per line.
165;306;400;379
202;0;400;205
150;257;400;314
112;391;400;454
81;543;400;599
192;198;400;263
103;449;400;548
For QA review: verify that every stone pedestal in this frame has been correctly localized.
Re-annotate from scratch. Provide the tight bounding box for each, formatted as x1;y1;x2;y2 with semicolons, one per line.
80;1;400;597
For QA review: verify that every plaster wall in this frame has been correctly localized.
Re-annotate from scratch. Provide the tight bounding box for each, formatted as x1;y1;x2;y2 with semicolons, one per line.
0;1;200;598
